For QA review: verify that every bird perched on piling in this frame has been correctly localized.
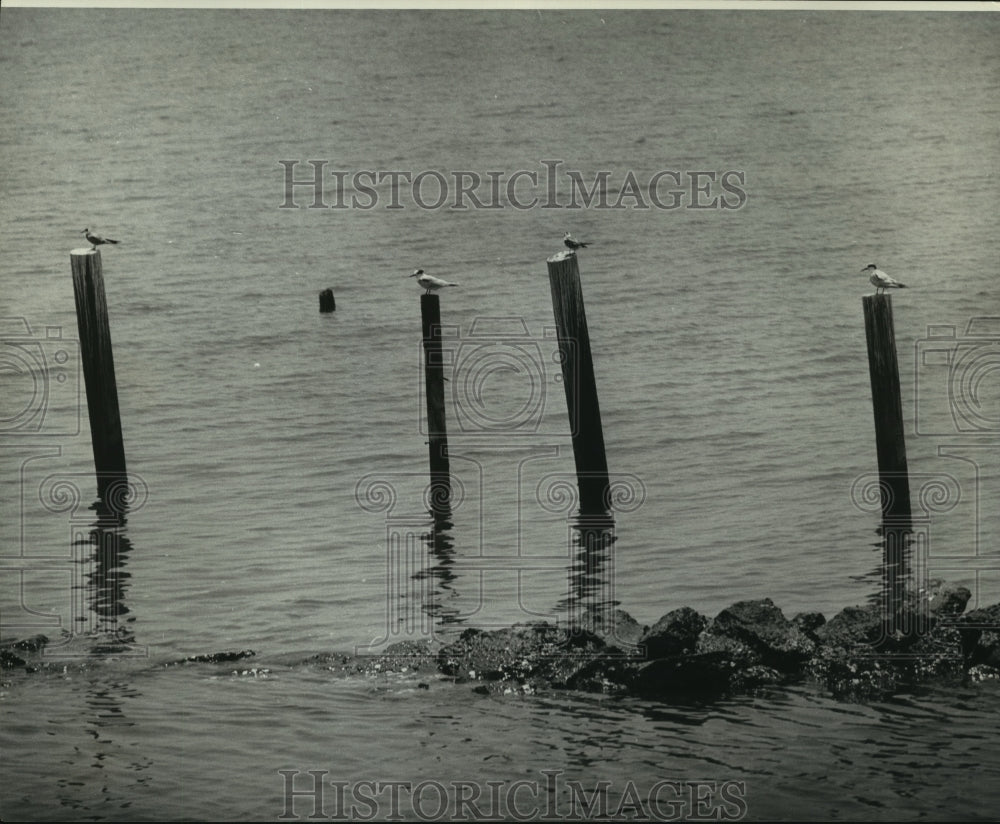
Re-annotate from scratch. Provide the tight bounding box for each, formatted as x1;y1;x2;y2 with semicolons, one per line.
863;264;907;295
408;269;458;294
82;228;120;250
563;232;589;251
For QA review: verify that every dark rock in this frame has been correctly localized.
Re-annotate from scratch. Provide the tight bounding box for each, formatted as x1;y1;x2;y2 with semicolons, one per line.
906;624;965;681
971;630;1000;669
439;623;581;683
12;634;48;653
959;604;1000;669
730;665;784;691
641;607;708;659
695;630;761;670
574;608;647;651
815;604;882;648
185;649;256;664
437;622;643;695
810;608;967;698
793;612;826;641
822;657;901;702
925;579;972;617
564;656;641;694
382;640;436;657
630;652;738;698
968;664;1000;682
707;598;815;670
959;603;1000;630
1;634;49;671
371;640;439;672
817;621;965;699
297;640;443;679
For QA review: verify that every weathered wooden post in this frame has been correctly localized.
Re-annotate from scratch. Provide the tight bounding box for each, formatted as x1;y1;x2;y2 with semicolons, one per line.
420;293;450;514
71;249;127;502
862;293;912;631
319;288;336;313
547;251;610;514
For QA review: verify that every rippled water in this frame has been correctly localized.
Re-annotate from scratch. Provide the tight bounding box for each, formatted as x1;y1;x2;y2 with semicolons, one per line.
2;9;999;821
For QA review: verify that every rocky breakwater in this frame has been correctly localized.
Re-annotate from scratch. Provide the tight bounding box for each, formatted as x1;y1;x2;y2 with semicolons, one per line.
3;581;999;703
432;580;1000;702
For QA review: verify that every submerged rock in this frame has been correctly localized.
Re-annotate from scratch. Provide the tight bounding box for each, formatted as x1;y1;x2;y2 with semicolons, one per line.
438;622;614;694
12;634;49;653
318;640;441;678
184;649;256;664
630;652;735;698
1;634;48;673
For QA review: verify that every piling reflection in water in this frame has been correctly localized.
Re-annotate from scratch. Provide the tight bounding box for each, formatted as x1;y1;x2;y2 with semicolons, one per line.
551;473;645;638
852;472;963;643
356;468;645;647
558;511;619;632
76;499;136;652
35;473;147;657
414;506;463;627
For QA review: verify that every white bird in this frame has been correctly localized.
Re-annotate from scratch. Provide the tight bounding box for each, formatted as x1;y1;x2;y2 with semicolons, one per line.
563;232;589;251
407;268;458;294
862;263;907;294
81;228;119;250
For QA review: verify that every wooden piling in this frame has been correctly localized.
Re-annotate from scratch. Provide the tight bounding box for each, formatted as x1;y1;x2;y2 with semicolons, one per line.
71;249;127;501
420;293;450;513
547;251;609;514
863;293;912;523
862;293;912;628
319;288;336;313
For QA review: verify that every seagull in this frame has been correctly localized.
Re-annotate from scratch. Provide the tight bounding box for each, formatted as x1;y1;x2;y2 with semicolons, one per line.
82;228;119;250
563;232;589;251
862;264;907;294
407;268;458;294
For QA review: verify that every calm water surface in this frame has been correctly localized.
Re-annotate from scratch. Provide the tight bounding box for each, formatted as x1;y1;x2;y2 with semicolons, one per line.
2;9;999;821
